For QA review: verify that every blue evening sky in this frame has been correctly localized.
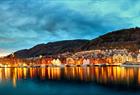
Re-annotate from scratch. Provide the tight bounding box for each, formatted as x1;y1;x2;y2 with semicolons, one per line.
0;0;139;56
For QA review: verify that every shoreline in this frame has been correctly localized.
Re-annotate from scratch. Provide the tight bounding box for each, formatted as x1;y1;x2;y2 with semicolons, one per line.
1;64;140;68
0;64;121;68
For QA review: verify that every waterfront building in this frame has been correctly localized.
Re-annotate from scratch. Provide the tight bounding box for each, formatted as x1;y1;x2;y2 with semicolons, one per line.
75;58;83;65
127;53;133;62
66;57;75;65
122;54;127;63
90;58;101;64
137;53;140;62
83;58;90;65
55;59;61;66
113;54;123;64
105;57;113;64
41;58;47;65
51;59;61;66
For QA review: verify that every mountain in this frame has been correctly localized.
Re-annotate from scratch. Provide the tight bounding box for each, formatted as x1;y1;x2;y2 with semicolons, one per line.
86;27;140;50
12;40;90;58
11;27;140;58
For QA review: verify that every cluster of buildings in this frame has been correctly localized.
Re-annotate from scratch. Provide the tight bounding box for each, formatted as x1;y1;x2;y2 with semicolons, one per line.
71;49;140;65
0;49;140;67
24;49;140;66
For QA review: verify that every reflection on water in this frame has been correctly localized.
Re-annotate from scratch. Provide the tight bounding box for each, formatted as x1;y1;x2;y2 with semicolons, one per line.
0;66;140;88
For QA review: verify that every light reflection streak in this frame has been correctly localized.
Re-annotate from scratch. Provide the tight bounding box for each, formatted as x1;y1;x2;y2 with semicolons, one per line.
0;67;139;87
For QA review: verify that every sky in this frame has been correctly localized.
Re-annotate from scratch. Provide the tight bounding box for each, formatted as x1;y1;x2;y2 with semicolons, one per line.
0;0;139;56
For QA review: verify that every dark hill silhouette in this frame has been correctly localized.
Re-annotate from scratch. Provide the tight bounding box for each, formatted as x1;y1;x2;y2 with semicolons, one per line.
11;27;140;58
12;40;89;58
86;27;140;50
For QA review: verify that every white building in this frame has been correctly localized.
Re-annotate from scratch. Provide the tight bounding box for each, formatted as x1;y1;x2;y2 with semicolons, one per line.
137;54;140;62
83;59;90;66
51;59;61;66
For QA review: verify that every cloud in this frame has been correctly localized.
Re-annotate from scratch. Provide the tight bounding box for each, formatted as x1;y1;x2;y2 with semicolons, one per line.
0;0;140;54
0;48;11;57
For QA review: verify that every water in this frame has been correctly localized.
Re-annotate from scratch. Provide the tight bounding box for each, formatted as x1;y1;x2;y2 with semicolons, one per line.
0;66;140;95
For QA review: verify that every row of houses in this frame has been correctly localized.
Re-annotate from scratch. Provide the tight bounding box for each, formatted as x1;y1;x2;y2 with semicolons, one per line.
1;49;140;66
30;53;140;66
33;49;140;65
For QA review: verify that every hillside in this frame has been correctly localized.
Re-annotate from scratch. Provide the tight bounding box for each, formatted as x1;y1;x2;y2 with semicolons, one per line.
12;40;89;58
86;27;140;50
11;27;140;58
